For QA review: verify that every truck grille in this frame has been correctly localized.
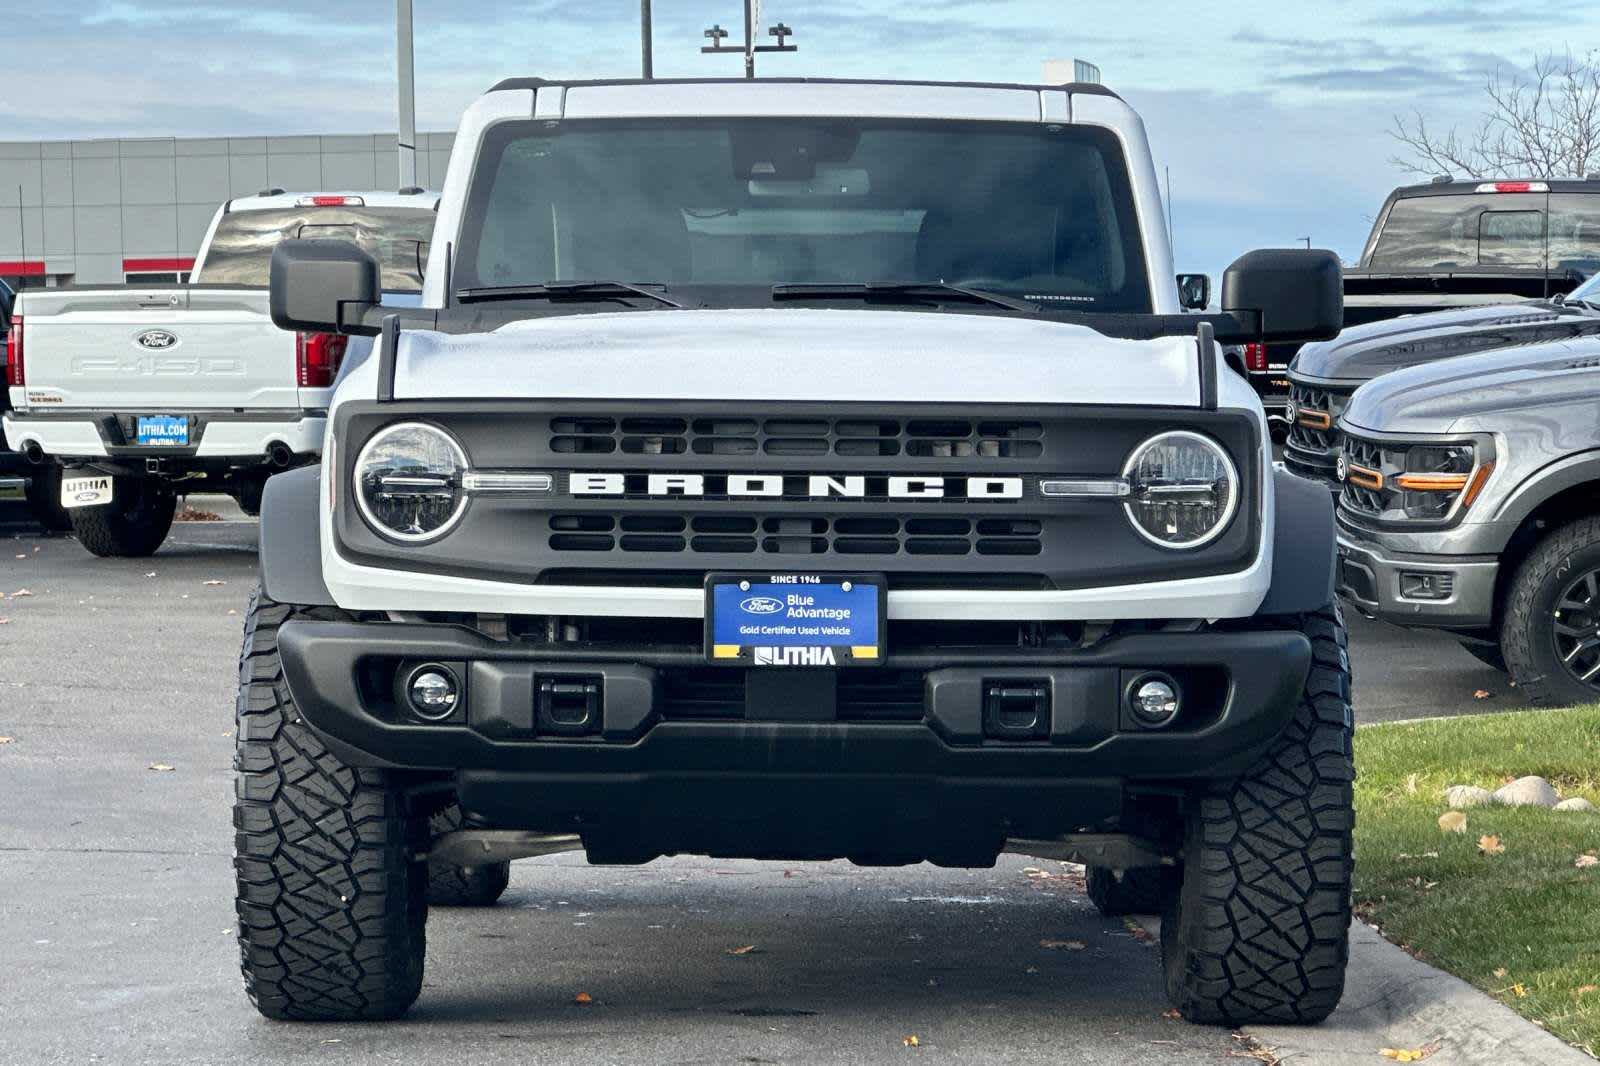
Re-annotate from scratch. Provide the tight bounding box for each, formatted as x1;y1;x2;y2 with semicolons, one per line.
1338;435;1389;516
1284;381;1354;481
550;415;1045;460
549;513;1044;557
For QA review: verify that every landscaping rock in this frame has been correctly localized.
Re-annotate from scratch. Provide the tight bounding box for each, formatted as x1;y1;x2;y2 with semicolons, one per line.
1492;776;1560;808
1554;797;1596;813
1444;785;1495;808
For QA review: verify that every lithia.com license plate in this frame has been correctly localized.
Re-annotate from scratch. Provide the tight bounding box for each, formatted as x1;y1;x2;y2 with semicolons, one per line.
705;573;886;667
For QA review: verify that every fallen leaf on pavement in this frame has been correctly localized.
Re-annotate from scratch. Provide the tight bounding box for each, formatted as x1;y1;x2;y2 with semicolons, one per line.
1478;834;1505;855
1473;689;1492;700
1380;1045;1437;1062
573;991;593;1005
12;589;33;597
0;736;14;744
726;945;758;956
902;1035;920;1048
1438;811;1468;834
1040;938;1086;950
1162;1008;1182;1020
147;763;176;772
1576;855;1599;869
204;580;226;587
0;618;10;625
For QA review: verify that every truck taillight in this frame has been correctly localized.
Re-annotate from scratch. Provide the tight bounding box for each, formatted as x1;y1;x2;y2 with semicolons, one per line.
1242;342;1268;373
297;332;349;388
4;315;22;388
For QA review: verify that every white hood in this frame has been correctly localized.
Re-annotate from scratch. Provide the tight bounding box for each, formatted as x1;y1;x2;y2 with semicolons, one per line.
382;308;1206;407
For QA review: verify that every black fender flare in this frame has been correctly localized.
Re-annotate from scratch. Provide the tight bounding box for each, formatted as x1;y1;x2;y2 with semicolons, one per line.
259;465;335;607
1255;468;1336;617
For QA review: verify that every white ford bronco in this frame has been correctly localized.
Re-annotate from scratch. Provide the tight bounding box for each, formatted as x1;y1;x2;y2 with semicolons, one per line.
3;190;435;556
239;77;1352;1026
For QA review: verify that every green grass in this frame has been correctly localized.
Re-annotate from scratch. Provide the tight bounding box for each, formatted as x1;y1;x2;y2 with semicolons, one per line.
1354;706;1600;1056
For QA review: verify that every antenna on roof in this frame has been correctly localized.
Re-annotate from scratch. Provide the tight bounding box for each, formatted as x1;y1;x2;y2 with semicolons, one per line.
702;1;796;78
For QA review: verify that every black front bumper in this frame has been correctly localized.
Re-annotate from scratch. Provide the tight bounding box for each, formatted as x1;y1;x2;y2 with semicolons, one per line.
278;620;1311;852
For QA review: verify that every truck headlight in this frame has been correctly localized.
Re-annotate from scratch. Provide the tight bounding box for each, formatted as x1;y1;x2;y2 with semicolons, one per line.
1395;443;1488;520
1122;431;1240;549
354;422;469;542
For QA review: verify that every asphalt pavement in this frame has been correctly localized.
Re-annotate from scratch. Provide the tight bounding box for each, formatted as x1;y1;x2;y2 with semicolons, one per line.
0;510;1533;1064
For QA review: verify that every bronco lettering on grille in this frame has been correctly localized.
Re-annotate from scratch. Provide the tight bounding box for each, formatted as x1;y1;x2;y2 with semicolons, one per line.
566;473;1026;500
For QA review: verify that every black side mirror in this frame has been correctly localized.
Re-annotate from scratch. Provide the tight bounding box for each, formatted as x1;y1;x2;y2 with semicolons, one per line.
1221;249;1343;343
270;239;381;336
1176;273;1211;310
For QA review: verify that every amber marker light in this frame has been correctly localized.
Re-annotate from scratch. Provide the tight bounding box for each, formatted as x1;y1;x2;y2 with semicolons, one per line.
1393;472;1470;492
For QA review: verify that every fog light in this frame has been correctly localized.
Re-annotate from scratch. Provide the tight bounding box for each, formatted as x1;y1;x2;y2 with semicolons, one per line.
407;666;459;721
1129;674;1181;727
1398;571;1454;601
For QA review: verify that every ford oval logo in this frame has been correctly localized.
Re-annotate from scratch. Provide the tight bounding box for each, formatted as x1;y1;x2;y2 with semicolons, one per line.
740;596;785;615
136;329;178;350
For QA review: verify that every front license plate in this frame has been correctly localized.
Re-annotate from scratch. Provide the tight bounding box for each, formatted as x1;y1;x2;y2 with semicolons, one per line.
136;415;188;447
705;572;886;667
61;475;114;509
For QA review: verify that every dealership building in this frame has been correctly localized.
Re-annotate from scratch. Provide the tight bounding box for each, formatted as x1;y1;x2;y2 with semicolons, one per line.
0;132;455;289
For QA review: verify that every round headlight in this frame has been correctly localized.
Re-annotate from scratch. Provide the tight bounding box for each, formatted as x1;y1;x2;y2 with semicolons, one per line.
1122;431;1240;549
354;422;469;543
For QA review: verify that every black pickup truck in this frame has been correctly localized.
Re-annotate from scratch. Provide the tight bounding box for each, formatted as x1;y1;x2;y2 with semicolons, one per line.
1343;178;1600;325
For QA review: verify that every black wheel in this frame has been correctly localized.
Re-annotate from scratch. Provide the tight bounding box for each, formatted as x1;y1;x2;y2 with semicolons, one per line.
24;463;73;532
234;589;428;1021
1502;517;1600;706
69;478;176;557
1161;603;1354;1026
427;803;511;907
1085;865;1166;917
1456;640;1507;674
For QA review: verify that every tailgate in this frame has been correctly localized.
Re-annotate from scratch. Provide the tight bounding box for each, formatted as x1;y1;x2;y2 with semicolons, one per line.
15;286;298;411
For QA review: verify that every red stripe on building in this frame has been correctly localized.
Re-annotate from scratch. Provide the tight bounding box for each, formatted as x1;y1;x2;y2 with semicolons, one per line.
123;257;196;273
0;261;46;276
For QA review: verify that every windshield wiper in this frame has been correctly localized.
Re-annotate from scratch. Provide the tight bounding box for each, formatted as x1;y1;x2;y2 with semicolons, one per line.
771;281;1038;313
455;281;683;308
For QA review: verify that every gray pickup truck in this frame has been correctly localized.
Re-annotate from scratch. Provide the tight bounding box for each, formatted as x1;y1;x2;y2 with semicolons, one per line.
1334;332;1600;703
1285;271;1600;487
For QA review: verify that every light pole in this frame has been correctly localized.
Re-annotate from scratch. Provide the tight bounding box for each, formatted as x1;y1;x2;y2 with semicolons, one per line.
396;0;418;190
702;1;796;77
641;0;654;79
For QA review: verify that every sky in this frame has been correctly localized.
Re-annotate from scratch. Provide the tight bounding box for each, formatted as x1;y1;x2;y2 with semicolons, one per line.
2;0;1597;279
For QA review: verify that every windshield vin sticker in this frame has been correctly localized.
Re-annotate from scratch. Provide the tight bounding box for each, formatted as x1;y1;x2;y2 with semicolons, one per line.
705;572;886;668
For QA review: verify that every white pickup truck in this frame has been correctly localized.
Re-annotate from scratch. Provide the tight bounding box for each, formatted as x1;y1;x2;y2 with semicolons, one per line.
3;189;436;556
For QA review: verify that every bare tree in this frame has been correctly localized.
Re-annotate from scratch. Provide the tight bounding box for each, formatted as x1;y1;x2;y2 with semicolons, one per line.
1390;51;1600;180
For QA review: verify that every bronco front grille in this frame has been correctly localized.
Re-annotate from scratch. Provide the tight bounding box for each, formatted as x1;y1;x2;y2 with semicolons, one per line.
550;415;1046;460
548;513;1045;557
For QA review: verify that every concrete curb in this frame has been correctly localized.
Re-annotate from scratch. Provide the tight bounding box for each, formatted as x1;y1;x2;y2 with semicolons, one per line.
1137;917;1593;1064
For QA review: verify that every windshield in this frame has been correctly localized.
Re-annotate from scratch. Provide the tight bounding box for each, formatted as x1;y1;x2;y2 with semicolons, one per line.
454;119;1153;313
196;206;436;291
1367;192;1600;274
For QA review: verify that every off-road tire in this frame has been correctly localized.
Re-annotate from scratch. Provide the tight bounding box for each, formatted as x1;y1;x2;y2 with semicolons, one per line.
1161;603;1354;1026
1456;640;1507;674
24;463;73;532
1501;517;1600;707
234;589;429;1021
427;803;512;907
70;478;176;557
1085;865;1166;917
